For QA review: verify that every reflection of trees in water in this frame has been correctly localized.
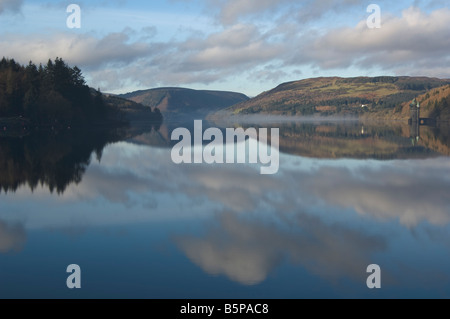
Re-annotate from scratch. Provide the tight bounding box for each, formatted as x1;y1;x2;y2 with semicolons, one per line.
237;121;450;159
426;125;450;156
137;120;450;159
0;124;161;194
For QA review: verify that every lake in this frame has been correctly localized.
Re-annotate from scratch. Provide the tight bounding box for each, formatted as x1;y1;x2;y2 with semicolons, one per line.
1;119;450;298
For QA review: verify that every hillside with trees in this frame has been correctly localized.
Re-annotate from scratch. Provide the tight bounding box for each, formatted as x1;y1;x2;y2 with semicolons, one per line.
0;58;164;193
0;57;162;128
223;76;450;117
120;87;249;120
387;84;450;122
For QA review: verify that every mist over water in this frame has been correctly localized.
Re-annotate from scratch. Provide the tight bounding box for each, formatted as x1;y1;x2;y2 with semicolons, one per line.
210;114;360;127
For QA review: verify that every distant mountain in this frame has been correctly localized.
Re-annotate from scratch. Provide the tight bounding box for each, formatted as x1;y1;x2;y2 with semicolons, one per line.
221;77;450;117
119;87;249;120
102;93;163;125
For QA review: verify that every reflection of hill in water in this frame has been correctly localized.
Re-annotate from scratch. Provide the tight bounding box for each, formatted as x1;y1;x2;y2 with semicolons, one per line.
2;120;448;194
0;124;158;194
250;122;450;159
130;121;450;160
418;125;450;156
274;122;446;159
127;121;220;148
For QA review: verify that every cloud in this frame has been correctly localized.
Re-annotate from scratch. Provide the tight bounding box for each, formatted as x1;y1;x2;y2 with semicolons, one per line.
0;0;22;14
208;0;291;25
1;3;448;92
289;7;450;76
0;220;26;253
88;23;286;90
101;5;450;88
176;211;386;285
0;22;284;90
295;0;362;24
247;64;289;83
0;31;155;70
84;6;450;89
166;23;285;75
206;0;363;25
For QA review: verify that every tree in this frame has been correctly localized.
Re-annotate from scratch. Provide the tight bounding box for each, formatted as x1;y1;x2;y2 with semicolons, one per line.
0;57;95;124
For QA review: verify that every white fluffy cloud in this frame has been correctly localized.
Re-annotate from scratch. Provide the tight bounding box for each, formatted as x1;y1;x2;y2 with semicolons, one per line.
0;31;155;69
0;2;448;92
293;7;450;74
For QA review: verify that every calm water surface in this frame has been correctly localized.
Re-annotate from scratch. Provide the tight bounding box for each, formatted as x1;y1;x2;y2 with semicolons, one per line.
0;121;449;298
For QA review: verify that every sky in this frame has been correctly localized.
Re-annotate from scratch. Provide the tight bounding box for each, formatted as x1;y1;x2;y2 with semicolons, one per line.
0;0;449;96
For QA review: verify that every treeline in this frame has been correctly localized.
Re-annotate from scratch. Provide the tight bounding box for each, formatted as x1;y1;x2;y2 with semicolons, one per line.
376;92;419;110
0;128;125;194
337;76;400;84
397;82;434;91
324;92;430;112
430;93;450;120
336;76;448;91
0;57;114;125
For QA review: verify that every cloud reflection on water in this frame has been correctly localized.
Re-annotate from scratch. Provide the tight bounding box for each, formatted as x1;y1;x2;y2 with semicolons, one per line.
1;141;450;288
4;141;450;229
176;211;386;285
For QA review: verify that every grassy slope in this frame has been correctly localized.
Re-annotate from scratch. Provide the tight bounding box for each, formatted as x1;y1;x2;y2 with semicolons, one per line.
227;77;450;117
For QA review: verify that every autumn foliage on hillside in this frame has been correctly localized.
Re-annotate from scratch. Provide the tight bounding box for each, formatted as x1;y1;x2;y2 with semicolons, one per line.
395;85;450;121
227;77;449;116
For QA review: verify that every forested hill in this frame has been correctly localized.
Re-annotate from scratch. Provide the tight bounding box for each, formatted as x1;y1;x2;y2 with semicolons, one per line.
0;57;162;127
120;87;249;120
225;76;450;117
370;84;450;122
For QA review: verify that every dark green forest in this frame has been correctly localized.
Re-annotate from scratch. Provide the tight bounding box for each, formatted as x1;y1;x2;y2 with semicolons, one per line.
0;57;164;193
0;129;122;193
0;57;146;126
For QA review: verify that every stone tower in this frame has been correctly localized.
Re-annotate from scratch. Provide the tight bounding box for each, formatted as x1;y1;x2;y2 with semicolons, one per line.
409;98;420;145
410;98;420;124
